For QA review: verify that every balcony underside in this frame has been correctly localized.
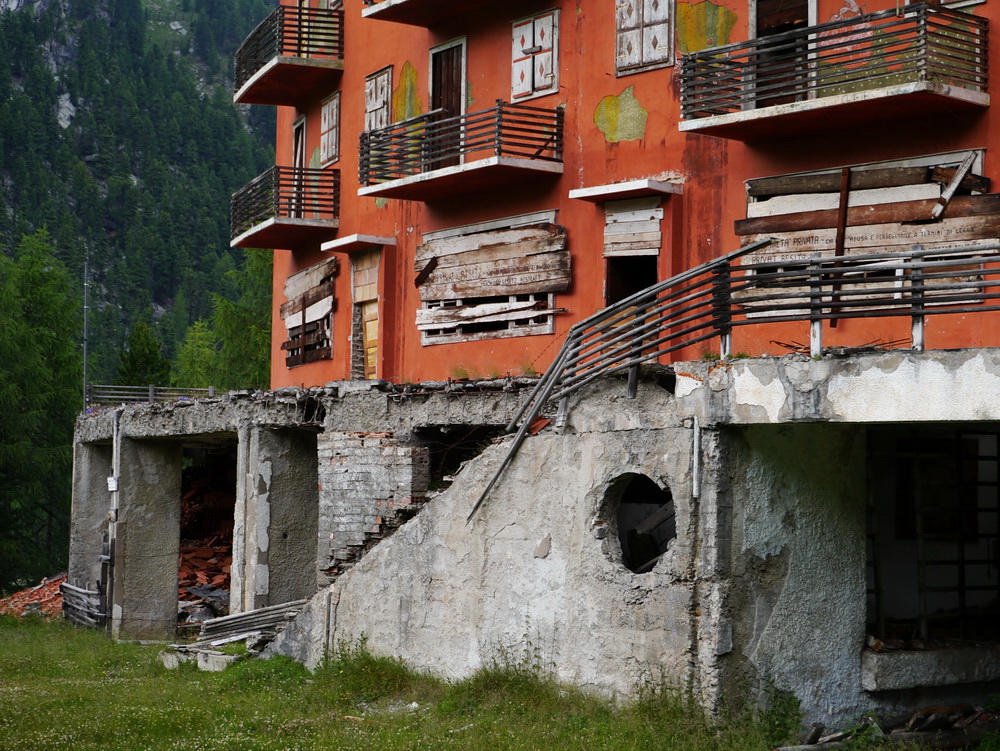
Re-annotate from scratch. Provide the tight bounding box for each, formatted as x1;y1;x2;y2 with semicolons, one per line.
361;0;504;27
357;157;563;201
231;217;339;250
234;57;344;106
680;82;989;142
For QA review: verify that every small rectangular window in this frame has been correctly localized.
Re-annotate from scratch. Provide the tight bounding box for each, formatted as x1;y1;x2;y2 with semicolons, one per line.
616;0;674;75
320;92;340;165
512;11;559;101
364;67;392;131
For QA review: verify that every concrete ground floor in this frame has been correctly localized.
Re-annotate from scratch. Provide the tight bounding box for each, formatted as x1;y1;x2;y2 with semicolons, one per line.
70;350;1000;726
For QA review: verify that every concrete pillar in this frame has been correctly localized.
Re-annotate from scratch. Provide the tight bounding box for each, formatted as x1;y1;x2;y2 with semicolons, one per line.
231;424;251;614
112;438;182;641
261;429;319;607
68;441;113;593
241;427;320;611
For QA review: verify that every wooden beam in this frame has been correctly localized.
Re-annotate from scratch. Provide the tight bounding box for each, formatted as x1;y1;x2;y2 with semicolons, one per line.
735;194;1000;236
747;166;932;198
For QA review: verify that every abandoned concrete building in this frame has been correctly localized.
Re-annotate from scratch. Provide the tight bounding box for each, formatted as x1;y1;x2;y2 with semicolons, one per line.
67;0;1000;729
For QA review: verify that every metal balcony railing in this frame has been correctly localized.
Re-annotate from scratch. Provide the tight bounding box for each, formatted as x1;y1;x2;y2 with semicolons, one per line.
234;5;344;93
359;100;564;186
231;166;340;241
680;2;988;121
470;238;1000;519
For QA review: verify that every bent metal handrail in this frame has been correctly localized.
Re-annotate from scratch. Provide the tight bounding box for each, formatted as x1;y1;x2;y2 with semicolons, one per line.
468;238;1000;521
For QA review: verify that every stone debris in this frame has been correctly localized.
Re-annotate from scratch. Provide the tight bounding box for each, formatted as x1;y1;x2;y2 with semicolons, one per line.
777;705;1000;750
0;573;65;619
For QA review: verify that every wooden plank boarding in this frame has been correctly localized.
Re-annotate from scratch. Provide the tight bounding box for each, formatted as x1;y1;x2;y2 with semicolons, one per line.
735;194;1000;236
416;223;569;301
746;183;942;218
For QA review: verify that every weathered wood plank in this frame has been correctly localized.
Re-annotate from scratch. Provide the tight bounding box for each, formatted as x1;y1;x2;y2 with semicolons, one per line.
416;300;548;329
279;281;335;319
420;266;571;301
735;194;1000;235
747;183;941;218
283;257;338;300
415;235;567;273
416;223;565;262
603;243;661;256
742;223;1000;265
746;166;932;198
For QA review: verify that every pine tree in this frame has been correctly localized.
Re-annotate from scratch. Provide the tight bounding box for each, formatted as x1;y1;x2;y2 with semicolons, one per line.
116;320;171;386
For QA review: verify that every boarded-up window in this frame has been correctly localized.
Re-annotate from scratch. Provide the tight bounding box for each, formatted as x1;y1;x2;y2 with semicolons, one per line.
735;151;992;314
604;197;663;256
364;67;392;131
415;222;570;345
320;92;340;165
281;257;338;367
616;0;674;74
351;250;380;379
512;11;559;101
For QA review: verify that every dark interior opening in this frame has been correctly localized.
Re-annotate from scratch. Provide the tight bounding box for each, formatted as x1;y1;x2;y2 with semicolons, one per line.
178;440;237;630
867;426;1000;647
614;474;676;573
606;255;659;306
414;425;506;490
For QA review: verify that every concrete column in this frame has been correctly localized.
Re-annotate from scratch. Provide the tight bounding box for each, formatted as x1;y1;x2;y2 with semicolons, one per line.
242;428;320;611
260;429;319;607
231;424;251;614
111;438;182;641
68;441;113;593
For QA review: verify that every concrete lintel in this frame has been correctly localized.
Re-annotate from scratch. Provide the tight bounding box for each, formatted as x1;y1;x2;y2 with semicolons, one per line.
568;178;683;203
862;648;1000;691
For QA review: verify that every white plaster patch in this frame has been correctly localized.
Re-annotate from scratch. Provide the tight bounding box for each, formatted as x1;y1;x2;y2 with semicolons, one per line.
826;354;1000;422
731;369;787;422
674;373;702;398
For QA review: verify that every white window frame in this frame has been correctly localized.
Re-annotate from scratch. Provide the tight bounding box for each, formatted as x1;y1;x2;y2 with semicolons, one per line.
364;66;393;132
615;0;676;76
511;10;559;102
320;92;341;166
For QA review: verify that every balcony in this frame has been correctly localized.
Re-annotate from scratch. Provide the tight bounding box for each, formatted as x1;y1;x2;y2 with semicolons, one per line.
358;100;564;201
231;166;340;249
679;2;988;141
361;0;504;28
234;5;344;106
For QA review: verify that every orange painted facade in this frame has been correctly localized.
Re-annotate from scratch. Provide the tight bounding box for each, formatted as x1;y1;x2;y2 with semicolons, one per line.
232;0;999;389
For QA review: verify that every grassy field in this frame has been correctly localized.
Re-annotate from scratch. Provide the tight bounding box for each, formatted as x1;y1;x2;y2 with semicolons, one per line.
0;616;893;751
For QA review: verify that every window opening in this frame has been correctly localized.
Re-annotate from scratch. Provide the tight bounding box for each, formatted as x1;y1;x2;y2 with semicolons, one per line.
867;427;1000;646
606;256;659;306
606;473;676;573
291;117;307;218
615;0;675;75
414;425;507;491
430;38;466;171
365;67;392;131
351;249;380;379
421;293;556;345
320;92;340;165
512;11;559;101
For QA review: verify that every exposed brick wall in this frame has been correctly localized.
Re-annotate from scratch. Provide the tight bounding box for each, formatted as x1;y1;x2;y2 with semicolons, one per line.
317;431;429;581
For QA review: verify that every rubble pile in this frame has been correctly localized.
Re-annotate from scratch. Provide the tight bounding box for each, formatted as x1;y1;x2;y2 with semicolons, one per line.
0;574;65;619
178;537;232;626
779;704;1000;750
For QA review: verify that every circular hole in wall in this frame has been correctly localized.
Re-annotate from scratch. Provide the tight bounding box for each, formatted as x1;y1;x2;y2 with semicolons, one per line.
609;474;676;573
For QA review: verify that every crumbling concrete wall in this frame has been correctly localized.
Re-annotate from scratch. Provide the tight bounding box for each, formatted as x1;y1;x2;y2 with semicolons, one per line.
68;440;112;592
271;380;702;697
719;423;867;725
317;431;429;582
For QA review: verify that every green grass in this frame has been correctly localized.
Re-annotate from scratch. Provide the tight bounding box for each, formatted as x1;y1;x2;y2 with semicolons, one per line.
0;616;926;750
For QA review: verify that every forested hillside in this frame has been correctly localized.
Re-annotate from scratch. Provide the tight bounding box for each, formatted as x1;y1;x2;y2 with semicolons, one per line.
0;0;277;591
